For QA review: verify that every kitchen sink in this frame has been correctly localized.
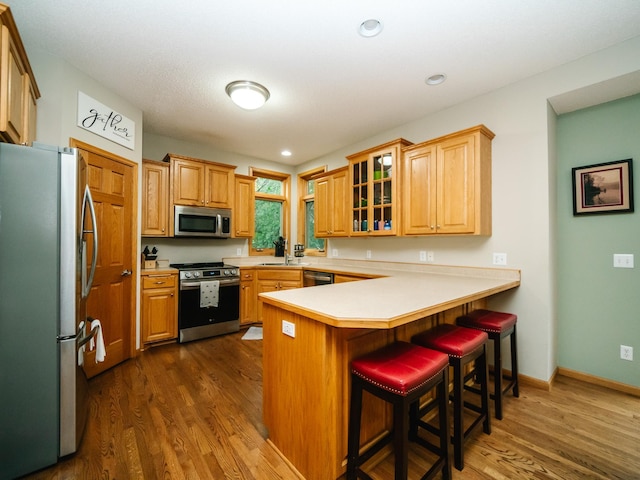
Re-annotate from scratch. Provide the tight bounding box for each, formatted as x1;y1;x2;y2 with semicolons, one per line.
259;262;287;266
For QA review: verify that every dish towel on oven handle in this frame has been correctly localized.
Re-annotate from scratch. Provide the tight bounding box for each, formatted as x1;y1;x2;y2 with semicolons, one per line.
200;280;220;308
89;318;106;363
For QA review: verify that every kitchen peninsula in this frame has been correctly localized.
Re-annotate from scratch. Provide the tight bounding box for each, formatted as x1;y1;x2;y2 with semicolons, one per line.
258;263;520;480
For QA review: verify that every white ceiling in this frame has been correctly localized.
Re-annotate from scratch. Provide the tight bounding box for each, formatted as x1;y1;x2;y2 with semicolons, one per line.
11;0;640;165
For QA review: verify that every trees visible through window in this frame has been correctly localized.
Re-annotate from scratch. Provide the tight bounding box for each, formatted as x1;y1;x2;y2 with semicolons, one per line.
298;167;326;254
250;168;290;254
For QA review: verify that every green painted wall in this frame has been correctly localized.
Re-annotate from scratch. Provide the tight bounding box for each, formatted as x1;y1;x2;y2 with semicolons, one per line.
557;93;640;386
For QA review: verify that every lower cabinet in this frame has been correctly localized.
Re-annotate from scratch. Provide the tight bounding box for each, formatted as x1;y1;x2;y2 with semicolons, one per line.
256;269;302;322
141;271;178;348
240;268;257;325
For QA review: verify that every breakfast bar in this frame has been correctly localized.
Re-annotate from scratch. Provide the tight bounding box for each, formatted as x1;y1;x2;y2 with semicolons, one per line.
259;264;520;480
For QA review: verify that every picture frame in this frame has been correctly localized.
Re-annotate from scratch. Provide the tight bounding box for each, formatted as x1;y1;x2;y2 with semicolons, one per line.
572;159;633;216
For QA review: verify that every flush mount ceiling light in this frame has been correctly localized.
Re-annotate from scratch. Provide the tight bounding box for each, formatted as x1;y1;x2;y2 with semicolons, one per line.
358;19;383;37
425;74;447;86
225;80;270;110
281;150;292;157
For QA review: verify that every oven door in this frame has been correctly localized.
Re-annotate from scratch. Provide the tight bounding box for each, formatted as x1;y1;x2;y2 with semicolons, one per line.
178;277;240;330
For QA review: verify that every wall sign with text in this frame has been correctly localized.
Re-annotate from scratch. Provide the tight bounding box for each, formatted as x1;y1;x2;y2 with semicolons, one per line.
77;92;135;150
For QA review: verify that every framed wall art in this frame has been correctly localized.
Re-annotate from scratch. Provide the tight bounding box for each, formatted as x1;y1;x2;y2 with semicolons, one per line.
572;159;633;215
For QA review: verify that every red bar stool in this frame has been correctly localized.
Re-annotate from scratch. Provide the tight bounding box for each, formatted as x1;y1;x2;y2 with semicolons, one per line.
412;324;491;471
456;309;519;420
347;341;451;480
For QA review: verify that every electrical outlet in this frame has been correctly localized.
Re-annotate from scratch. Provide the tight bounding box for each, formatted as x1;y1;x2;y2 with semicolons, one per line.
493;253;507;266
419;251;427;262
427;251;435;262
236;248;242;256
332;249;338;257
282;320;295;338
621;345;633;361
366;250;372;259
613;254;634;268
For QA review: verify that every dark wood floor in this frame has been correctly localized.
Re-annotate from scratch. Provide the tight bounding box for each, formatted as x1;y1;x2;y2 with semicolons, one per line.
24;329;640;479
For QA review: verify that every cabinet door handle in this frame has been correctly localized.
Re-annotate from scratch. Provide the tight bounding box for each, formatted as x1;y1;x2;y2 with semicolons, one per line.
121;269;132;276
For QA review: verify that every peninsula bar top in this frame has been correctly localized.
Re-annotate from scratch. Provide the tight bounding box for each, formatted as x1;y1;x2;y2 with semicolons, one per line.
258;262;520;328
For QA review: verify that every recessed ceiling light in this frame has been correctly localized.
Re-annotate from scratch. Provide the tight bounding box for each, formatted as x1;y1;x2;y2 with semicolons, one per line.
281;150;292;157
225;80;270;110
359;19;383;37
425;74;447;86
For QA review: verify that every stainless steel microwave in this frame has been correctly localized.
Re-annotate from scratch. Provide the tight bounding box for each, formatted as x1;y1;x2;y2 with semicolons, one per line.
174;205;232;238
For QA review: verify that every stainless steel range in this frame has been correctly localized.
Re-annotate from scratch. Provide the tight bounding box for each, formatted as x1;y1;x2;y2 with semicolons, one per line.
169;261;240;343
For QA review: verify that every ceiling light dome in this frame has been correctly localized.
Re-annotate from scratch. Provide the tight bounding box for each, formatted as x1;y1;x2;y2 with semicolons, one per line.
225;80;270;110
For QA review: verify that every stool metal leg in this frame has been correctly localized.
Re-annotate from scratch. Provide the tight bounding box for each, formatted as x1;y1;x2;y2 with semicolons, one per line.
394;397;409;479
452;357;464;471
492;332;504;420
438;369;452;480
347;375;363;480
511;324;519;397
479;345;491;435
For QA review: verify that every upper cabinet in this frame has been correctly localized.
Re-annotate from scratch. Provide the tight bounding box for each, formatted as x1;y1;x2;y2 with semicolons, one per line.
402;125;494;236
141;160;169;237
164;153;236;209
234;174;255;238
0;4;39;145
347;139;412;236
315;166;349;238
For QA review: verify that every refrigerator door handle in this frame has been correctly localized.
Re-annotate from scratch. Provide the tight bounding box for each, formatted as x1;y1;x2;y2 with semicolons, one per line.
81;185;99;299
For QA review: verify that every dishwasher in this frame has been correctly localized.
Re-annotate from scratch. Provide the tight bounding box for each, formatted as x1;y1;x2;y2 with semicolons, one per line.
303;270;334;287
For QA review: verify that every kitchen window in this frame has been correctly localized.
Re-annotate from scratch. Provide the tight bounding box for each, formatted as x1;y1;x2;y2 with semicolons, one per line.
250;168;290;255
297;166;326;255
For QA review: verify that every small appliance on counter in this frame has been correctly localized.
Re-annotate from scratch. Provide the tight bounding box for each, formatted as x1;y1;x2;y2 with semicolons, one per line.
294;244;305;258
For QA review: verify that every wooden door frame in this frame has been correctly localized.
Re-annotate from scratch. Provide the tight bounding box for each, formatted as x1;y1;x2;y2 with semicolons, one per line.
70;138;139;359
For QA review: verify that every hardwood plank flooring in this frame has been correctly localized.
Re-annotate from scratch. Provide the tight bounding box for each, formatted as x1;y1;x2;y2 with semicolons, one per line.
22;330;640;479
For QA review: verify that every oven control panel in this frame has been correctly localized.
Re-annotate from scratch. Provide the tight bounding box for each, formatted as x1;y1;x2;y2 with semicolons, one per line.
180;268;239;280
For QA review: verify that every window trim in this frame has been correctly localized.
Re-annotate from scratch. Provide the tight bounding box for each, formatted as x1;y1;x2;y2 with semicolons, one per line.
249;167;291;256
297;166;327;256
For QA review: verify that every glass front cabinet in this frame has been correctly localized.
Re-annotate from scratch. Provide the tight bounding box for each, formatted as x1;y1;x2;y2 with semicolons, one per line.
346;138;412;236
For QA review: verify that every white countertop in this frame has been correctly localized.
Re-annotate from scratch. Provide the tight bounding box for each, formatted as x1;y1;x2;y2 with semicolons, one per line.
246;259;521;329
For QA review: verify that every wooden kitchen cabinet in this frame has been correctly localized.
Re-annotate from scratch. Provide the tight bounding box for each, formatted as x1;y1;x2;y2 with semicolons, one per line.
141;160;169;236
164;153;236;209
141;271;178;347
314;166;349;238
240;267;257;325
256;269;302;322
234;174;256;238
347;138;412;236
0;4;39;145
402;125;494;236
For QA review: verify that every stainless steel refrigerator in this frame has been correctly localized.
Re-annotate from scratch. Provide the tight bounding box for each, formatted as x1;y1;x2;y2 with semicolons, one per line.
0;142;99;479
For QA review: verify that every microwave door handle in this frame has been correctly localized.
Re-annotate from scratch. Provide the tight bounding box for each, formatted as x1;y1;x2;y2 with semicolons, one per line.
81;185;99;298
216;214;222;234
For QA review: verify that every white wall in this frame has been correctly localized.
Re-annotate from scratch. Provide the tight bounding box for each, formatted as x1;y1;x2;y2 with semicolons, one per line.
296;36;640;382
